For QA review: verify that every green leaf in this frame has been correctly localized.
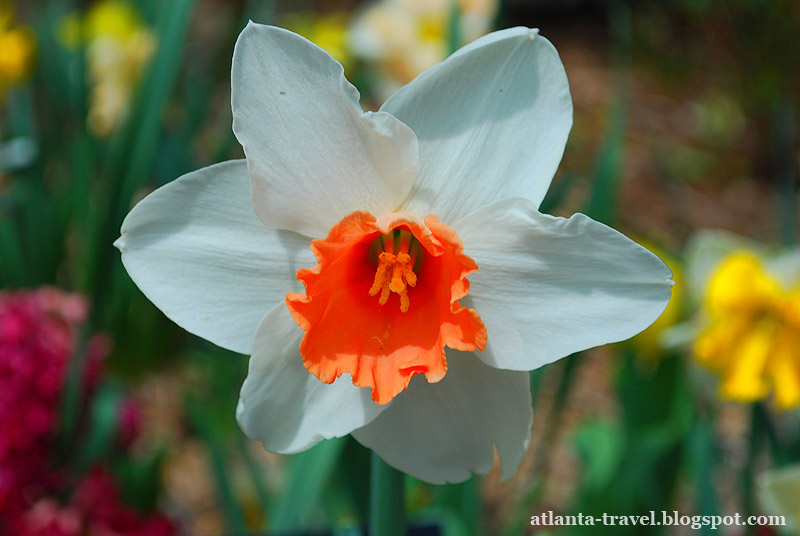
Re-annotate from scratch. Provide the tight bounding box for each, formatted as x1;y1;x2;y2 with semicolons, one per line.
112;446;169;511
434;478;478;536
271;438;348;531
573;420;626;492
74;385;121;471
447;0;462;55
685;417;719;535
0;218;26;285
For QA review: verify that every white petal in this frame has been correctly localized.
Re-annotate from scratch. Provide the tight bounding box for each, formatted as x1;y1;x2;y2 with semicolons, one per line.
455;198;673;371
115;160;314;354
231;22;418;238
352;351;532;484
381;27;572;223
237;305;386;453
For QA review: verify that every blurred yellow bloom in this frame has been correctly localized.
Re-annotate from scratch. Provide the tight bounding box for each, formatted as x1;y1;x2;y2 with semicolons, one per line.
349;0;497;96
695;251;800;409
59;0;155;136
284;12;352;73
0;7;35;94
84;0;145;42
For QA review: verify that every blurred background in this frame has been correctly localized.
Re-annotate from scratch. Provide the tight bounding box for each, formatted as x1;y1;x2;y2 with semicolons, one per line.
0;0;799;534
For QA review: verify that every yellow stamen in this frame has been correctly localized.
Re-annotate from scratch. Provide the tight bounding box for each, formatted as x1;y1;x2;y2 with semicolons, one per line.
369;252;395;299
399;252;417;287
369;232;419;312
399;288;410;312
380;280;392;305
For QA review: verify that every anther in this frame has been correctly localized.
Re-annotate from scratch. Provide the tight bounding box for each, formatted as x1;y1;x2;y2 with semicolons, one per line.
368;231;420;312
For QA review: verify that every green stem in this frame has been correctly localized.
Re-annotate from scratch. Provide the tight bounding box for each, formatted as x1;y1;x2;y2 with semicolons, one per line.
742;403;764;535
369;453;405;536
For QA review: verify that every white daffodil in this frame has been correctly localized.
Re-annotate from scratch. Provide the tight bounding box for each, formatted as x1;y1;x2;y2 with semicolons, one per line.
115;23;673;484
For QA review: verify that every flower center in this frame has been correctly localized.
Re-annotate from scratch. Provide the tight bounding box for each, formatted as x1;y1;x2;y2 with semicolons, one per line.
285;211;487;404
368;230;420;312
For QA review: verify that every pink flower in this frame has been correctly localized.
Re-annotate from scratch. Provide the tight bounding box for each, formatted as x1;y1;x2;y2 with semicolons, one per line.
74;467;176;536
0;288;107;519
12;499;82;536
9;468;177;536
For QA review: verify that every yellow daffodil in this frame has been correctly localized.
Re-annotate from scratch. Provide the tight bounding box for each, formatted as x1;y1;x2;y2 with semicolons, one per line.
60;0;155;136
115;24;672;483
83;0;145;42
687;231;800;409
0;6;35;97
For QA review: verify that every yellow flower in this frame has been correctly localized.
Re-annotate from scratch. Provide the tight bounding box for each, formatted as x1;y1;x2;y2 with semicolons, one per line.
692;241;800;409
86;29;155;136
83;0;144;42
59;0;156;136
0;7;35;93
349;0;498;97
